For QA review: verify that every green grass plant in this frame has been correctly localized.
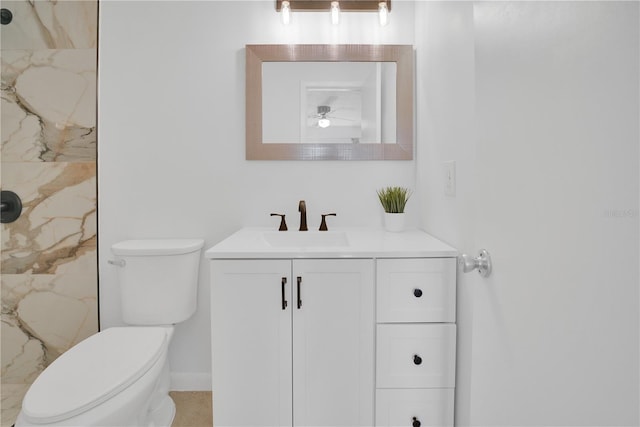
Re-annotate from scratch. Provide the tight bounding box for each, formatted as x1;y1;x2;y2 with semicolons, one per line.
377;186;412;213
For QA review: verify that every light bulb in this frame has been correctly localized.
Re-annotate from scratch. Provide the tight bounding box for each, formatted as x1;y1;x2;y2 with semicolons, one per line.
331;1;340;26
378;2;389;26
318;118;331;128
281;0;291;25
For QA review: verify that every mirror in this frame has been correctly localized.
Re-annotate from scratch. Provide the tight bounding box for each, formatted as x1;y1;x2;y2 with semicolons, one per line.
246;44;413;160
262;61;397;145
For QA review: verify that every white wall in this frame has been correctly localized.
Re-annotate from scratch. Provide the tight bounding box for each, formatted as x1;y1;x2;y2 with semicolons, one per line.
416;1;639;426
98;0;416;388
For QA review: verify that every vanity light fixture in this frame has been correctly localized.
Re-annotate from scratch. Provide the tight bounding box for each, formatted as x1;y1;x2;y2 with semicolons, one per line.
275;1;391;26
281;0;291;25
330;1;340;25
378;1;388;26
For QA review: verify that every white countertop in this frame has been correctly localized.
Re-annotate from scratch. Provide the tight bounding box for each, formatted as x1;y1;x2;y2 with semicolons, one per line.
205;227;458;259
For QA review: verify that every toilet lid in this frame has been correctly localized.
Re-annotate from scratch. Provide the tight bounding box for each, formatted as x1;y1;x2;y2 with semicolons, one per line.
21;327;167;424
111;239;204;256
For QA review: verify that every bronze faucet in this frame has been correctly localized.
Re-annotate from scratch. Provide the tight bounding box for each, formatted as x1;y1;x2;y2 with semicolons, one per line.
298;200;308;231
270;213;287;231
319;213;336;231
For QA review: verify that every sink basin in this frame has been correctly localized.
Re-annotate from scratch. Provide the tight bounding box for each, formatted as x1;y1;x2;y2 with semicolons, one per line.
263;231;349;248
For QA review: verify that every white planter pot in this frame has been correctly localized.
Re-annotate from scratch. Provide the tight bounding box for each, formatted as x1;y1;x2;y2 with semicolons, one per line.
384;213;405;232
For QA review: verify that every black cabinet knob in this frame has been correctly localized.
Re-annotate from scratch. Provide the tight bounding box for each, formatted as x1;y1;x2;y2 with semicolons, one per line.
412;416;421;427
413;354;422;365
413;288;423;297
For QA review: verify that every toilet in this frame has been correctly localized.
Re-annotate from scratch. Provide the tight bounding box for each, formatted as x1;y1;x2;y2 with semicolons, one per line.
15;239;204;427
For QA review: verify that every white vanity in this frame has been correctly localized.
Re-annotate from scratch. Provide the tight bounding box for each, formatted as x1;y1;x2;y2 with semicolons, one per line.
206;228;457;427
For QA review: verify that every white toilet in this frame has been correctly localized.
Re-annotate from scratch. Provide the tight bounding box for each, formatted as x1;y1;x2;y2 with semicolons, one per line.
15;239;204;427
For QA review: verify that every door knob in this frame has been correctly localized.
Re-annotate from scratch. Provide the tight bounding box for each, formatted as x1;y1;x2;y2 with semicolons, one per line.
458;249;492;277
1;190;22;224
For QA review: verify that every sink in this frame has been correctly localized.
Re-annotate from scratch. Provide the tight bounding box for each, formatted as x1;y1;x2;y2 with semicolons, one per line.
263;231;349;248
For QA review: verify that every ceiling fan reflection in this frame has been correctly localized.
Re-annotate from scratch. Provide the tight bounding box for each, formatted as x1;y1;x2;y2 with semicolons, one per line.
309;105;356;128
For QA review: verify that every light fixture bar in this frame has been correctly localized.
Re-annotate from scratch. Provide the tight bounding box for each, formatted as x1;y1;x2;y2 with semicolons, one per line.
275;1;391;12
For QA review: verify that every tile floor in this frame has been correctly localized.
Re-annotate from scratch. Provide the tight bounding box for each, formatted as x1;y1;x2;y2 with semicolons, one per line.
170;391;213;427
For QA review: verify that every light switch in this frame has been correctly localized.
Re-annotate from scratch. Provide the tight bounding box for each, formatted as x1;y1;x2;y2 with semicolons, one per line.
444;161;456;196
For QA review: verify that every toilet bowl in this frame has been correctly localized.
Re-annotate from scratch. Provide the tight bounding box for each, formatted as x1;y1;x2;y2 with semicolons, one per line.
15;239;204;427
16;327;173;426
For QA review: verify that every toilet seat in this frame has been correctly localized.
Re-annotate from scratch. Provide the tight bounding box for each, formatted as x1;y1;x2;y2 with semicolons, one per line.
21;327;168;424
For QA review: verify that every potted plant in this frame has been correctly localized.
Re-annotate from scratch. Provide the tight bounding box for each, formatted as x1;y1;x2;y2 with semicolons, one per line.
377;186;412;232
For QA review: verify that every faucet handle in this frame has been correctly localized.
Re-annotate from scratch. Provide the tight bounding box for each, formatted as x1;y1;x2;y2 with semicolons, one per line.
270;213;288;231
319;213;337;231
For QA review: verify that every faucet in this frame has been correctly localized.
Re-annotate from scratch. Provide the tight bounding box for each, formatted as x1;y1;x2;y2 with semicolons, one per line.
270;213;287;231
298;200;308;231
319;213;337;231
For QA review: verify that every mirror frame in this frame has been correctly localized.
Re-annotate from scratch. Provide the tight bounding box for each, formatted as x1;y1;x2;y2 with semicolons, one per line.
246;44;414;160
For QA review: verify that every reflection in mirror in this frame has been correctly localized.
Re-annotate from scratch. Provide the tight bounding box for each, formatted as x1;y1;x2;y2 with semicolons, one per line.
262;62;397;144
246;44;413;160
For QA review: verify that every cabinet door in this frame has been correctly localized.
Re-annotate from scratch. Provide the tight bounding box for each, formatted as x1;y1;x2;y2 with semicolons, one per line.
211;260;292;427
292;259;375;427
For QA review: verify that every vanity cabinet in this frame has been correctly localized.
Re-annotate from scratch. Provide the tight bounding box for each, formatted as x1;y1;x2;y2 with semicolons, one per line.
207;228;458;427
210;258;375;427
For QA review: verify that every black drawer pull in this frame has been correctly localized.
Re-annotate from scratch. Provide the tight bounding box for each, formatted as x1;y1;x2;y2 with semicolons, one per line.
281;277;288;310
297;276;302;309
412;416;421;427
413;354;422;365
413;288;423;298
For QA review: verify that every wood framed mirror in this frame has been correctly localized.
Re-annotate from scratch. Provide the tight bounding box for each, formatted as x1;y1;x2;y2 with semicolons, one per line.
246;44;414;160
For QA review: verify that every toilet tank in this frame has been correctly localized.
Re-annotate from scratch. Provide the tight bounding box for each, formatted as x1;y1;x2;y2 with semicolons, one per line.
111;239;204;325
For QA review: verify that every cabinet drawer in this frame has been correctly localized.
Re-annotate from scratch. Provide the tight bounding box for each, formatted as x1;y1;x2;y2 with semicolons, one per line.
376;324;456;389
375;388;454;427
377;258;456;323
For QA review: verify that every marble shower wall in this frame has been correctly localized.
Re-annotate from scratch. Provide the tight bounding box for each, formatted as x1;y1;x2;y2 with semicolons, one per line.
1;2;98;425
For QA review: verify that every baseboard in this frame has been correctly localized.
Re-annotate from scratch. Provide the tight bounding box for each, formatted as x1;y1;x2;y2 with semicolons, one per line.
170;372;212;391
